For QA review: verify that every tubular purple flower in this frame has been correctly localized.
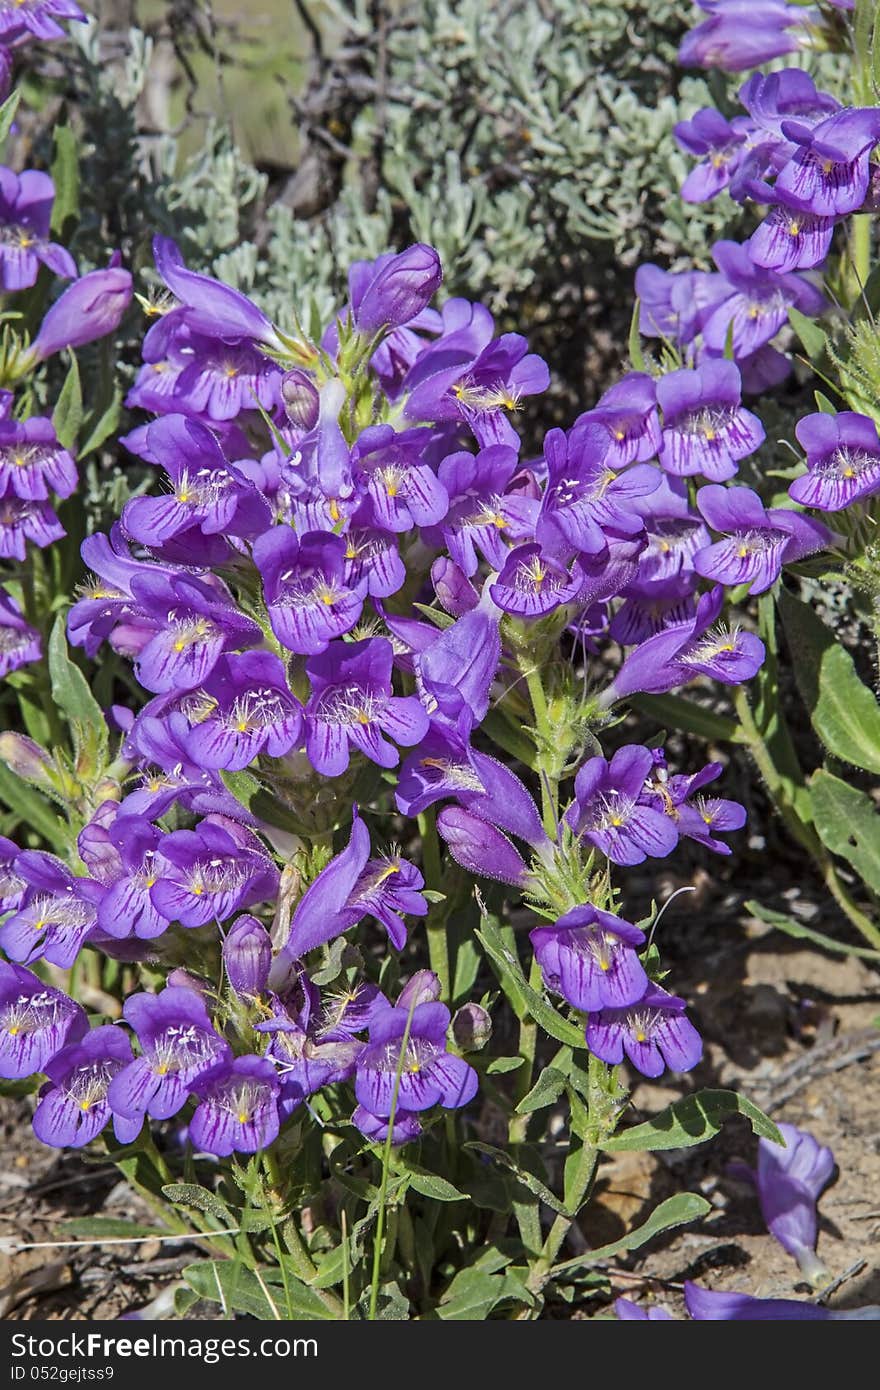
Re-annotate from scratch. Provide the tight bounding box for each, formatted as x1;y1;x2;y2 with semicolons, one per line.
694;484;830;594
790;412;880;511
702;239;827;359
674;109;751;202
354;1000;478;1118
436;805;531;886
679;1;811;73
774;108;880;217
564;745;679;866
0;168;77;290
33;1026;142;1150
107;986;230;1122
150;818;279;929
0;1;85;42
0;851;104;968
281;369;320;428
0;489;64;559
657;360;765;481
222;915;272;998
0;586;40;677
189;1055;281;1156
152;236;281;348
755;1123;835;1285
0;416;77;501
28;263;132;363
253;527;365;656
0;961;86;1079
351;244;443;334
182;651;303;772
747;205;837;273
414;606;501;728
585;983;703;1077
304;637;428;777
683;1282;838;1321
530;906;648;1013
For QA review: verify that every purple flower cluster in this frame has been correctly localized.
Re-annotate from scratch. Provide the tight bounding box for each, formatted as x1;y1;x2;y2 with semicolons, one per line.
0;224;794;1151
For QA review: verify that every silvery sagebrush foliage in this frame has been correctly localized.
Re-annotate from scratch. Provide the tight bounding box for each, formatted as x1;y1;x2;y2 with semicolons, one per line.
0;0;876;1326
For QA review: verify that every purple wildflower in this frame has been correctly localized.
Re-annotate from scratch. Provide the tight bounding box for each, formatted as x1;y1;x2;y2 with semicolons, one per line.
657;360;765;481
33;1026;142;1149
253;527;365;656
129;571;261;695
679;1;811;73
674;109;751;201
575;372;662;469
182;651;303;772
304;637;428;777
189;1055;280;1156
694;484;829;594
0;168;76;289
28;262;132;363
747;205;837;273
222;915;272;999
422;445;536;576
702;239;826;358
683;1282;837;1321
755;1123;835;1285
585;983;703;1077
0;586;40;676
531;906;648;1013
0;0;84;43
774;108;880;218
354;1000;478;1118
0;489;64;559
436;805;531;886
151;236;281;349
350;244;442;334
0;851;104;968
352;425;448;532
564;745;679;866
0;415;77;501
150;818;278;929
790;412;880;511
536;423;659;560
107;986;230;1122
0;961;86;1079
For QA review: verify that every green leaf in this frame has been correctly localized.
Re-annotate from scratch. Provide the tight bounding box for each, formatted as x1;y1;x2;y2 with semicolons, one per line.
631;693;742;745
464;1142;567;1215
628;300;646;372
48;613;107;749
80;383;122;460
161;1183;234;1225
814;391;838;415
486;1055;525;1075
551;1192;711;1275
49;124;80;236
356;1280;409;1320
437;1265;533;1320
810;768;880;896
515;1064;568;1114
52;354;83;454
174;1286;199;1316
745;900;880;960
778;589;880;773
399;1162;466;1203
788;306;827;362
602;1089;781;1153
0;762;71;848
59;1218;167;1240
185;1259;334;1320
0;90;20;147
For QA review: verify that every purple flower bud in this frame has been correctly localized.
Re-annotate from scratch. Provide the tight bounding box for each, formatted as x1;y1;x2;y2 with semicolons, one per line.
223;914;272;999
683;1282;838;1321
281;370;320;429
351;244;442;334
397;970;441;1012
452;1002;492;1052
436;805;531;886
0;731;53;785
29;264;132;363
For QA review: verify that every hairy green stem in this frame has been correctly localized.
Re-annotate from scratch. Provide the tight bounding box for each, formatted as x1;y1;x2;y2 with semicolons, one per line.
417;805;451;1002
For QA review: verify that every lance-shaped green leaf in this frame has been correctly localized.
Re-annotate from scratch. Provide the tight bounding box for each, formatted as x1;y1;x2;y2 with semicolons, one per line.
602;1089;781;1153
515;1064;568;1115
788;306;827;362
52;354;82;454
632;693;742;745
810;768;880;896
550;1191;711;1276
50;123;80;237
0;90;20;147
778;589;880;774
745;900;880;960
184;1259;334;1321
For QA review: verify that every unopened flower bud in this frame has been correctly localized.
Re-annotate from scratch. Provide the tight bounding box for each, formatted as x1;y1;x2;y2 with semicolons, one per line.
281;370;320;429
397;969;441;1011
0;731;53;786
223;914;272;998
452;1003;492;1052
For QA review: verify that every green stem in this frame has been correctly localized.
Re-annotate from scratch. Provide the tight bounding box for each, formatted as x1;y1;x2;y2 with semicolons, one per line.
508;957;543;1146
526;1143;600;1296
281;1216;345;1317
418;805;451;1002
849;215;872;306
524;661;558;836
369;995;418;1320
